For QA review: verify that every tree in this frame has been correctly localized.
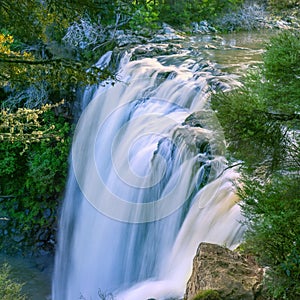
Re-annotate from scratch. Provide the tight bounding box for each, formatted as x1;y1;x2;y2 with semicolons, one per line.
212;30;300;174
0;105;71;254
211;30;300;299
0;0;123;104
0;0;116;254
239;175;300;299
157;0;243;26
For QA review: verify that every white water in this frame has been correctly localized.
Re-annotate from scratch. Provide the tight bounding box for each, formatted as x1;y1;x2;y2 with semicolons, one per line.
53;45;245;300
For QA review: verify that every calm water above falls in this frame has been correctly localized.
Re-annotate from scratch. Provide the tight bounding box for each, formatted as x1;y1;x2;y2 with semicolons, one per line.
51;31;270;300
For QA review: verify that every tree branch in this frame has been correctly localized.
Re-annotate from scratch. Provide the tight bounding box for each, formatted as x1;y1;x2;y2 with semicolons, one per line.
255;110;300;121
217;162;244;178
0;57;62;65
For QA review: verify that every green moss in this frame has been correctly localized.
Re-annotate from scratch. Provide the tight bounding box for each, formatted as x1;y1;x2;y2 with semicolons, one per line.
192;289;221;300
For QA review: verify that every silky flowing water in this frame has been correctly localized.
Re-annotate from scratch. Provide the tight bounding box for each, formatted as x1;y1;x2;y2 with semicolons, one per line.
2;31;271;300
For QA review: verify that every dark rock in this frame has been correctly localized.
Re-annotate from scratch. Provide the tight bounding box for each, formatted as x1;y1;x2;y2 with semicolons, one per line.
185;243;264;300
12;235;25;243
35;241;44;248
183;111;225;156
116;34;142;47
192;21;217;34
38;249;51;257
43;208;52;219
151;23;185;43
38;229;50;241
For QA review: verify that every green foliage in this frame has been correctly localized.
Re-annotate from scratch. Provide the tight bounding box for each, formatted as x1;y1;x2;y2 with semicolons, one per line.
129;4;159;31
0;1;117;96
267;0;300;10
0;108;72;253
212;30;300;173
240;175;300;299
0;0;124;256
158;0;242;26
0;263;27;300
211;75;286;172
0;0;128;43
158;1;190;26
0;1;44;43
212;30;300;299
263;30;300;114
192;289;221;300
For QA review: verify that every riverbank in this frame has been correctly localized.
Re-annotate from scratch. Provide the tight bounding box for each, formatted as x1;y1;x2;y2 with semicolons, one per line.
0;252;52;299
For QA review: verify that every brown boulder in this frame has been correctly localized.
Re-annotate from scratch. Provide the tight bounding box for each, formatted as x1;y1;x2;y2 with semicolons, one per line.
185;242;263;300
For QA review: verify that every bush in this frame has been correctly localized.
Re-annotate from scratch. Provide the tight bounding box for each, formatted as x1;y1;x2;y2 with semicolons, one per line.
267;0;299;10
129;4;159;31
211;30;300;173
158;0;242;26
211;73;285;172
262;30;300;114
240;175;300;299
212;29;300;300
0;263;27;300
215;3;267;31
0;109;72;254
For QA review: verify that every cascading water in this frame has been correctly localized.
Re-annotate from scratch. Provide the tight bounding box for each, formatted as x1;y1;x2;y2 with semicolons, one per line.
53;42;245;300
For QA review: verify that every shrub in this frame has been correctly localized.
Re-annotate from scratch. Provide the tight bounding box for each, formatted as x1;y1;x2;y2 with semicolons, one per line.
0;263;27;300
212;29;300;300
158;0;242;26
216;3;267;31
129;4;159;31
240;175;300;299
267;0;299;10
211;30;300;173
262;30;300;114
0;108;72;254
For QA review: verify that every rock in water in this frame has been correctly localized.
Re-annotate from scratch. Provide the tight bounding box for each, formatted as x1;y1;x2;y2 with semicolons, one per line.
185;243;263;300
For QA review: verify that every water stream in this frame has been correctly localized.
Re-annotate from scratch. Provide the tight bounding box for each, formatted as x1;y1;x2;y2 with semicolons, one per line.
1;31;270;300
52;31;270;300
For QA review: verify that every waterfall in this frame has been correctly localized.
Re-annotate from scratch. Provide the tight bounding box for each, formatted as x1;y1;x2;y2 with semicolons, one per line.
53;45;245;300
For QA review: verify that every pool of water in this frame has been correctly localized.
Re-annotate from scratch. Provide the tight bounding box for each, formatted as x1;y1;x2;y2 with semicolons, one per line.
0;253;52;300
190;30;275;75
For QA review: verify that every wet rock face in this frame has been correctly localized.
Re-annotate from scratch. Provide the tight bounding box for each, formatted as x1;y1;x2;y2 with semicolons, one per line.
185;243;264;300
0;195;57;257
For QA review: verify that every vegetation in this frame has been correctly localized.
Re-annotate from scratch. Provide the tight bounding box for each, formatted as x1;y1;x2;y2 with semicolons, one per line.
0;0;124;254
212;30;300;299
0;263;27;300
240;175;300;298
0;0;251;255
0;0;299;292
267;0;300;10
215;3;267;31
129;0;243;28
192;289;221;300
0;107;71;254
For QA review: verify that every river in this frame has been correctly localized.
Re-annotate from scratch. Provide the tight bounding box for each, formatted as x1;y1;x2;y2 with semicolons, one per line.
2;30;272;300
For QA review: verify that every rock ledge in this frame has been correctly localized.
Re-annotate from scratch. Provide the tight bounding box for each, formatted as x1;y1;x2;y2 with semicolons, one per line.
185;242;263;300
